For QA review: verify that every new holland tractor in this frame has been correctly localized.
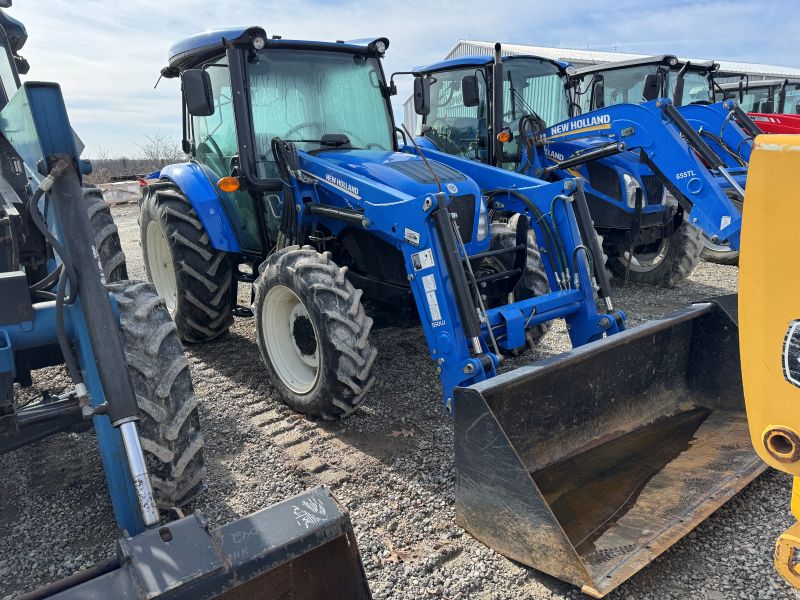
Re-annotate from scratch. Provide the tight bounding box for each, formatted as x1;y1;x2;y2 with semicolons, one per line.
0;7;369;598
142;26;768;597
569;54;763;264
143;26;625;419
411;48;751;282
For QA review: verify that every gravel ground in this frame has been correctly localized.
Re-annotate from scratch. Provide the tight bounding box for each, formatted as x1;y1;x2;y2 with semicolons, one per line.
1;202;799;599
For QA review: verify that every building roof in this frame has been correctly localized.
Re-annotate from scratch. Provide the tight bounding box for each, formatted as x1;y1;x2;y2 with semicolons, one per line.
452;40;800;79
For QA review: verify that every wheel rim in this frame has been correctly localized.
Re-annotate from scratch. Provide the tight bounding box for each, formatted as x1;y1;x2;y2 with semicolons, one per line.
619;239;670;273
702;235;735;255
146;221;178;313
262;285;320;394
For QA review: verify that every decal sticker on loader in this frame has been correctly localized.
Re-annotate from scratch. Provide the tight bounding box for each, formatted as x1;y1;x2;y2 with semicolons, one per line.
720;215;732;230
783;320;800;388
412;248;435;271
404;227;421;246
292;496;328;529
446;183;459;194
422;274;445;326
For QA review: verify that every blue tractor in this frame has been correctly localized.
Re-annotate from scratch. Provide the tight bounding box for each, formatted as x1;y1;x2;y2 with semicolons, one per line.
142;27;624;419
0;7;370;598
568;54;761;264
412;47;750;284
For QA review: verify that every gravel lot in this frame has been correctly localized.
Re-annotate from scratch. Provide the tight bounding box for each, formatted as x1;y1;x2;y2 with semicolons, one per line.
2;202;799;600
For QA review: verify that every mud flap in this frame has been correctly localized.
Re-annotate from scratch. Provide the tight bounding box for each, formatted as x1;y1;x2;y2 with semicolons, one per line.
42;486;371;599
454;295;765;597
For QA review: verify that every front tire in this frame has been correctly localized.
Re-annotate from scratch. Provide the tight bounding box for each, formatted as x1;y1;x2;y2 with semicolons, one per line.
253;246;377;420
607;220;702;287
85;186;127;283
140;181;234;343
700;236;740;265
110;280;205;509
481;221;551;351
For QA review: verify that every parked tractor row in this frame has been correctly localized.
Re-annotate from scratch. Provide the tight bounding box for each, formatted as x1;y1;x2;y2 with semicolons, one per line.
2;6;799;599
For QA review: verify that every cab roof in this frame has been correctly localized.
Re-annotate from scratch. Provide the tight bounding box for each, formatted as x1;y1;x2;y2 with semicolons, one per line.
413;53;569;75
165;26;389;73
573;55;719;78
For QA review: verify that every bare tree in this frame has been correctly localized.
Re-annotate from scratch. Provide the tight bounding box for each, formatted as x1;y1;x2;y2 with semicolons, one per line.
135;133;185;173
84;133;187;185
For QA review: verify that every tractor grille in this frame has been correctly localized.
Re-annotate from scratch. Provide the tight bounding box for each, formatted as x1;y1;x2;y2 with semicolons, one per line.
585;162;622;201
386;159;466;183
641;175;665;206
448;194;475;243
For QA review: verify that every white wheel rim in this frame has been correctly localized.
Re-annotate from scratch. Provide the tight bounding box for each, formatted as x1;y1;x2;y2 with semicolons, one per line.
146;220;178;313
262;285;320;394
702;235;734;254
620;239;669;273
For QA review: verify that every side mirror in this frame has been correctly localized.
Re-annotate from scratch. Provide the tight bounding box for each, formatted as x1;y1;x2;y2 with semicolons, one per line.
13;54;28;75
183;69;214;117
760;100;774;114
461;75;479;107
642;73;659;101
414;76;431;116
591;76;604;109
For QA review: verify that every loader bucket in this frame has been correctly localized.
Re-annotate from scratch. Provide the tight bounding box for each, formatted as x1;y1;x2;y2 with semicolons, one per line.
36;486;370;599
454;295;765;598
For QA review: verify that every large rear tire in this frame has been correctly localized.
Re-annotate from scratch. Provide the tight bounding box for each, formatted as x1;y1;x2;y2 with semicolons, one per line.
607;220;702;287
110;280;205;509
85;186;127;283
140;181;234;343
253;246;377;420
481;221;551;352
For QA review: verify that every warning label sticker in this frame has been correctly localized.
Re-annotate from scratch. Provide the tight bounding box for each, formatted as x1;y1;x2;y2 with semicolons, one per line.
421;274;443;325
720;215;732;230
404;228;421;246
412;248;435;271
422;274;436;292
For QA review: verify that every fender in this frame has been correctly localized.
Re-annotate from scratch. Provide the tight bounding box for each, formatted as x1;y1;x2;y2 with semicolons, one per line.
158;162;241;253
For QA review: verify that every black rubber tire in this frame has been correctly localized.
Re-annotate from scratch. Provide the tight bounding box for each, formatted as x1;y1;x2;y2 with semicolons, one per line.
85;187;127;283
482;221;551;352
140;181;234;343
253;245;377;420
109;280;205;509
700;239;740;265
606;220;703;287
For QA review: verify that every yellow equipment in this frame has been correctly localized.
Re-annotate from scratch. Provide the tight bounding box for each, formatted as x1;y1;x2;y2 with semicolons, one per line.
740;134;800;588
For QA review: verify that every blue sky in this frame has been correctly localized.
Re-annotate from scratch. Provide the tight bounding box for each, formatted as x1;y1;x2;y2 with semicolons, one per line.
10;0;798;157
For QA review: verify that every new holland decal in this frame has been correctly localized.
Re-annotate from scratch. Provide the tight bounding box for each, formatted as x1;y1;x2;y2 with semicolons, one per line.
547;114;612;140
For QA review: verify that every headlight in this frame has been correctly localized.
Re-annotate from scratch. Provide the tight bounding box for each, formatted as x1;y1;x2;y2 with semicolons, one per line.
252;36;266;50
623;174;641;208
476;196;489;242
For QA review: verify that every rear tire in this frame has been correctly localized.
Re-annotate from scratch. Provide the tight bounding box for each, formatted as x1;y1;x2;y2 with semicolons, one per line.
140;181;234;343
109;280;205;509
607;220;702;287
253;246;376;420
85;186;127;283
481;221;551;352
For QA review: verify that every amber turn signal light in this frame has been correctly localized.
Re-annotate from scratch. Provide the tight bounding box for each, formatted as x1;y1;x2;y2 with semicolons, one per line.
217;176;240;192
496;131;511;143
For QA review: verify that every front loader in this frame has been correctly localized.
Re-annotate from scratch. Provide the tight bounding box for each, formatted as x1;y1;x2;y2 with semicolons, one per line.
569;54;762;264
739;134;800;590
0;7;369;599
142;25;767;598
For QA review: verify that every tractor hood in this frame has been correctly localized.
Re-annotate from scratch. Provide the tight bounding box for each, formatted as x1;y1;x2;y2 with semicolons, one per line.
314;149;480;201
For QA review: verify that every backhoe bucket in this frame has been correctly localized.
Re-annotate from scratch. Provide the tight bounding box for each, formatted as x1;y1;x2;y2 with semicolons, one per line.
35;486;370;599
454;295;765;598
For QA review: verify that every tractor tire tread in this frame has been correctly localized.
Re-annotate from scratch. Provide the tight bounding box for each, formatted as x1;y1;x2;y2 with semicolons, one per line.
84;186;128;283
108;280;205;509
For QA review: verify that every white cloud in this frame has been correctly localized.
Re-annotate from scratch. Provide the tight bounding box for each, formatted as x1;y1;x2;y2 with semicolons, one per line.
7;0;797;156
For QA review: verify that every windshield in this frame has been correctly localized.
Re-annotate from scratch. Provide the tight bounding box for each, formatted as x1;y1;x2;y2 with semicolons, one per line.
424;67;488;159
668;68;713;104
503;58;569;127
735;84;800;114
576;65;660;112
248;49;394;179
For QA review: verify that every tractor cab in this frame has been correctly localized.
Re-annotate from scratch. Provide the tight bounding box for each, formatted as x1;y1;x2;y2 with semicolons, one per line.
717;77;800;115
414;54;571;168
569;55;718;113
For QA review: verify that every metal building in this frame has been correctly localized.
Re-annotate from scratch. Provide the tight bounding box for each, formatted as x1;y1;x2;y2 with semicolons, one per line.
402;39;800;131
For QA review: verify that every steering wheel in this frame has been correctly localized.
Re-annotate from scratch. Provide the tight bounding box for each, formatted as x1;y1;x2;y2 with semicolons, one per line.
283;121;323;139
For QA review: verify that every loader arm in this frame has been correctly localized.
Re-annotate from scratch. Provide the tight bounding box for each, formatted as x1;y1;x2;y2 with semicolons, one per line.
677;100;757;167
541;99;744;249
739;134;800;589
